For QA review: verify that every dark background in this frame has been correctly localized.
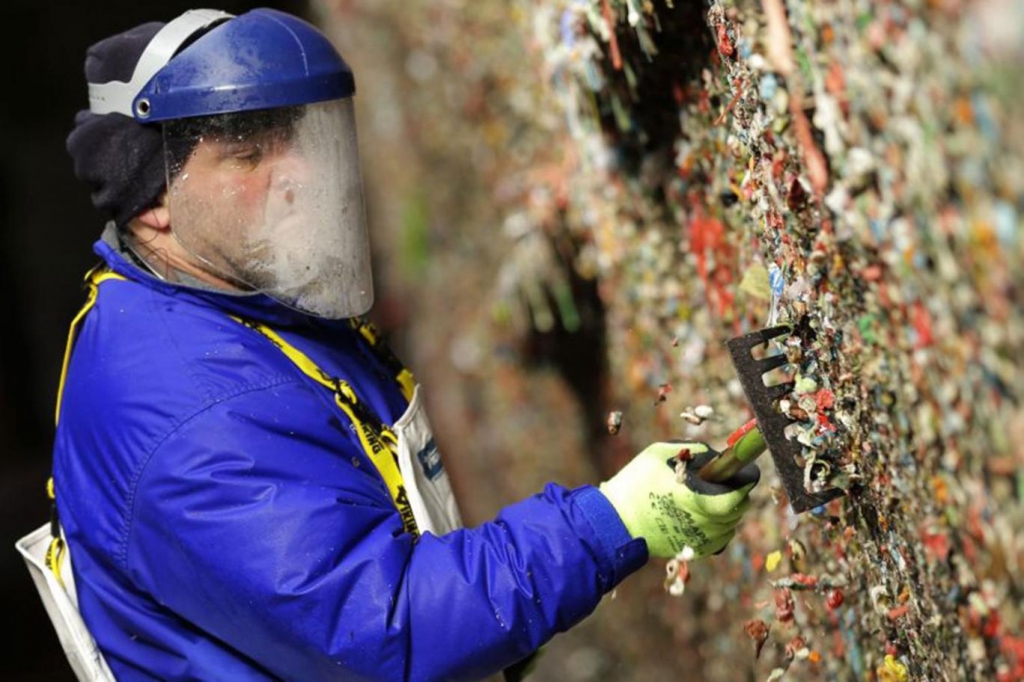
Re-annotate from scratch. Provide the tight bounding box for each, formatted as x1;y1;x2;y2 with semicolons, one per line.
0;2;305;678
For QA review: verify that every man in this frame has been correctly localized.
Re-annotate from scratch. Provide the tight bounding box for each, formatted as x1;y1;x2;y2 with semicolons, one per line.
40;8;759;681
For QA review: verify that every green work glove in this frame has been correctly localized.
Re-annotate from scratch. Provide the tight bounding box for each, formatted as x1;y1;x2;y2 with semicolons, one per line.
599;441;760;559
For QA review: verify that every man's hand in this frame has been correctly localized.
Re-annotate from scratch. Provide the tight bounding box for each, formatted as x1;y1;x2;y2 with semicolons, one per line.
599;441;760;559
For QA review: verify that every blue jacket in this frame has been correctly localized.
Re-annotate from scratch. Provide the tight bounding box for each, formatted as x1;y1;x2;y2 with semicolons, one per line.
53;238;648;681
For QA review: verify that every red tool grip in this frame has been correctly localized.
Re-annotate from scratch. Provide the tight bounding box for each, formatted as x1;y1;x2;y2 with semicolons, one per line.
726;418;759;447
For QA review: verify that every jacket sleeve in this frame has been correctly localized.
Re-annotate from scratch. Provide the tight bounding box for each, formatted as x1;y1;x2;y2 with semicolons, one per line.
124;380;648;681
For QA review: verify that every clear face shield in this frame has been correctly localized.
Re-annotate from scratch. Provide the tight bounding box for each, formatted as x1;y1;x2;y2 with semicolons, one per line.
163;98;373;319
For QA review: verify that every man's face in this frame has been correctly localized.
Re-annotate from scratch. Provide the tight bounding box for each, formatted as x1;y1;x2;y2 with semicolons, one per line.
169;122;306;289
163;100;374;318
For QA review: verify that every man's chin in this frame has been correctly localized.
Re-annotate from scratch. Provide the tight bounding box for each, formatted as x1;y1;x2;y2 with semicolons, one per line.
284;275;371;318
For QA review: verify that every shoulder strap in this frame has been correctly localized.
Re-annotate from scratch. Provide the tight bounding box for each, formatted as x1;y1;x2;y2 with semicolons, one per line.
48;266;128;584
55;267;127;425
348;317;416;402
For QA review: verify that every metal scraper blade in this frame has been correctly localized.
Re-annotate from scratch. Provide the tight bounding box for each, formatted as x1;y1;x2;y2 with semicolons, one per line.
726;325;845;513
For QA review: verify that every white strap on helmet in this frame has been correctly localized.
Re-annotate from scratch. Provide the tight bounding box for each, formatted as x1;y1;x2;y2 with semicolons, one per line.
88;9;234;118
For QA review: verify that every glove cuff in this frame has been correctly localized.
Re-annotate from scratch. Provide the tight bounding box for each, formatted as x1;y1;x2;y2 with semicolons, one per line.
575;485;649;587
597;480;639;540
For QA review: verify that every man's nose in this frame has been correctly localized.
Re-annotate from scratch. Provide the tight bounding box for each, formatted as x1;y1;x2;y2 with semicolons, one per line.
270;150;313;201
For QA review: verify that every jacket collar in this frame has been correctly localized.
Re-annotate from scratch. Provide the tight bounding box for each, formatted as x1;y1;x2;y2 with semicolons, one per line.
94;233;339;330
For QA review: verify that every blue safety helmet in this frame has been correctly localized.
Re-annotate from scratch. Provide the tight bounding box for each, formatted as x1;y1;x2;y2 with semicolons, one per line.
88;8;355;122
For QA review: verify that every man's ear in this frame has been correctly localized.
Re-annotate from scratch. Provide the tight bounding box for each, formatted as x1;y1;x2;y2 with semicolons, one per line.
135;192;170;231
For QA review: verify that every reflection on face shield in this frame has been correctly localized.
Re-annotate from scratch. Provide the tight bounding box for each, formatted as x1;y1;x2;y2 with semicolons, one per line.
164;99;374;319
